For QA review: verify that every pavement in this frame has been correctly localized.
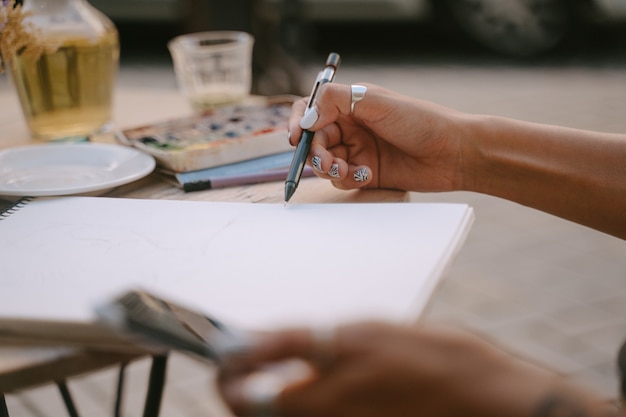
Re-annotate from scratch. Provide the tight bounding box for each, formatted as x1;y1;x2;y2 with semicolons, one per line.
3;22;626;417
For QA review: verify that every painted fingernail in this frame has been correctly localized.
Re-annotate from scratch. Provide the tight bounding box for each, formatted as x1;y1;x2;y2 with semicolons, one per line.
328;164;340;178
312;155;323;172
300;107;319;130
354;167;370;182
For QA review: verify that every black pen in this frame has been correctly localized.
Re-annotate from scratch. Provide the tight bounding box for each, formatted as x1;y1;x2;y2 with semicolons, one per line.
284;52;341;203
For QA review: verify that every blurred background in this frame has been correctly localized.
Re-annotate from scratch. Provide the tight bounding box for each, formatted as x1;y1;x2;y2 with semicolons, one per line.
85;0;626;96
4;1;626;416
90;0;626;67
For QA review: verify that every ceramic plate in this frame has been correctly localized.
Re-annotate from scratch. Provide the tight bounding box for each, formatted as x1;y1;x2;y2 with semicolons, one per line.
0;143;155;196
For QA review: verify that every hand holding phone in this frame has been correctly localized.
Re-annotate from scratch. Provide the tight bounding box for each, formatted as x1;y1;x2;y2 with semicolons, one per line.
95;289;251;363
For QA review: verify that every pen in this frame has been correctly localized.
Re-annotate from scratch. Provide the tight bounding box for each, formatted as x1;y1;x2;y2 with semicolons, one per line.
171;151;313;192
178;166;315;192
284;52;341;202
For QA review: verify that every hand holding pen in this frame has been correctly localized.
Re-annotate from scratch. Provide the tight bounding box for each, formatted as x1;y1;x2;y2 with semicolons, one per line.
284;52;341;202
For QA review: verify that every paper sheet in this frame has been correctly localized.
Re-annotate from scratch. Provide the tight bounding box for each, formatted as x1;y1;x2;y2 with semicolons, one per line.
0;197;473;331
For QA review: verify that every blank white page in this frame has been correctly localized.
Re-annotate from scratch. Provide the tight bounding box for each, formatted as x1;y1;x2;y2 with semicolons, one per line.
0;197;473;330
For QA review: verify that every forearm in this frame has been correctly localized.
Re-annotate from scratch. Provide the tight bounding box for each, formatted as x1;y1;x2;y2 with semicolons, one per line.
462;115;626;239
454;344;620;417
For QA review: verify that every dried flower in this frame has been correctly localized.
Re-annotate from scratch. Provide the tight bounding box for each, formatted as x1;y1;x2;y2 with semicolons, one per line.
0;0;59;73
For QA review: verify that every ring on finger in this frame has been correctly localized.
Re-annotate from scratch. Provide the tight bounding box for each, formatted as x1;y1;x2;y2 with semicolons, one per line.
350;84;367;114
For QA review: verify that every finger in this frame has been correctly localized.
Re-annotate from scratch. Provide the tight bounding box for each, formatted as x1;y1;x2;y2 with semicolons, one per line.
297;83;361;135
232;327;340;372
331;166;373;190
309;155;346;180
304;123;339;174
308;133;334;174
309;143;349;181
298;84;353;132
248;328;322;363
307;128;374;189
220;369;286;417
351;166;372;185
220;359;325;417
288;97;309;146
218;328;335;416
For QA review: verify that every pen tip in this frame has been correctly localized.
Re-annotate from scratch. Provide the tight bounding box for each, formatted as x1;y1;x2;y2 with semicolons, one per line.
284;182;296;203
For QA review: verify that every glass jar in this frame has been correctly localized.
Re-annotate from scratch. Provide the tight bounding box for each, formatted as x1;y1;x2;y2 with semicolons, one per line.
5;0;119;140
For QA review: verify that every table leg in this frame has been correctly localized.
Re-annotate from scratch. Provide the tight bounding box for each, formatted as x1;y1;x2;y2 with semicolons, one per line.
0;394;9;417
114;363;127;417
57;382;80;417
142;355;168;417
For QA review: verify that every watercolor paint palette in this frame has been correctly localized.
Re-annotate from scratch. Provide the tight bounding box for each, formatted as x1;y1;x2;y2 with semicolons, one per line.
118;96;296;172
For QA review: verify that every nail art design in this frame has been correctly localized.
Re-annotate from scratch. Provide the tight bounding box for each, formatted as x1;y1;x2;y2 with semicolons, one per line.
354;167;369;182
300;107;319;130
328;164;340;178
312;156;323;172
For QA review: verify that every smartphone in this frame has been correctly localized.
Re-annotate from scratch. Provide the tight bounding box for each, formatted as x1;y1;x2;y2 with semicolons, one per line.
95;289;250;362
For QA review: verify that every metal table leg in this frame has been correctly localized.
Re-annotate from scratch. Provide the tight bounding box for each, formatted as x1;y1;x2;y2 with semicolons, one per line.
114;363;127;417
0;394;9;417
57;381;80;417
142;355;168;417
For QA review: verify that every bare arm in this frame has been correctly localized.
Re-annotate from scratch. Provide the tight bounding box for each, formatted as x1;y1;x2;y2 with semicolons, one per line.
289;83;626;239
218;322;621;417
463;115;626;238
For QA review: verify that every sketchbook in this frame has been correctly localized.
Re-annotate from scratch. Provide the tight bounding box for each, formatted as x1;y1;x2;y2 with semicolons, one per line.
0;196;474;351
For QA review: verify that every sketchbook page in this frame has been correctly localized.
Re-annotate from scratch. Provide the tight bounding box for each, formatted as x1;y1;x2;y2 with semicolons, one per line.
0;197;473;331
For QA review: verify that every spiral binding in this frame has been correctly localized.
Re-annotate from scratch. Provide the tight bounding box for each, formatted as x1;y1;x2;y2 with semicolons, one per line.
0;197;34;220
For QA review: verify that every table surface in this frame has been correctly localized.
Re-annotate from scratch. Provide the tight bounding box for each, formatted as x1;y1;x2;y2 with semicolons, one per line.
0;87;407;392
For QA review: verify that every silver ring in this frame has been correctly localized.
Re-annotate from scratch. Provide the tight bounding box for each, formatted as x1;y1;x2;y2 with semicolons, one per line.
350;84;367;114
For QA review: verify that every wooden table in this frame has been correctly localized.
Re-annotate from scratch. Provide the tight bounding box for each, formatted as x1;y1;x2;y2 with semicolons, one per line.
0;86;406;414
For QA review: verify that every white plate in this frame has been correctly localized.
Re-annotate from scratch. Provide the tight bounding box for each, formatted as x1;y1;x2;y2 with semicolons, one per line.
0;143;155;196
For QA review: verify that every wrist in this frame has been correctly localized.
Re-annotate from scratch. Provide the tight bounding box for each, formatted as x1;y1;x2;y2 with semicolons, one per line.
532;383;621;417
455;113;559;196
468;348;618;417
452;112;492;193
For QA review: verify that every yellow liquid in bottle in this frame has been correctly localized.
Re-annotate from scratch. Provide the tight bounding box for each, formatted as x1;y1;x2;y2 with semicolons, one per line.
9;30;119;140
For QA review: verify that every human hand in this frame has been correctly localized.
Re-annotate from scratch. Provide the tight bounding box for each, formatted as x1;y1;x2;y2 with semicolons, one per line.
217;321;613;417
288;83;467;193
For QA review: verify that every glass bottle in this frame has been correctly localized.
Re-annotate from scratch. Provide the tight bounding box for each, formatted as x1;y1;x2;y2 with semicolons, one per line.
6;0;119;140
